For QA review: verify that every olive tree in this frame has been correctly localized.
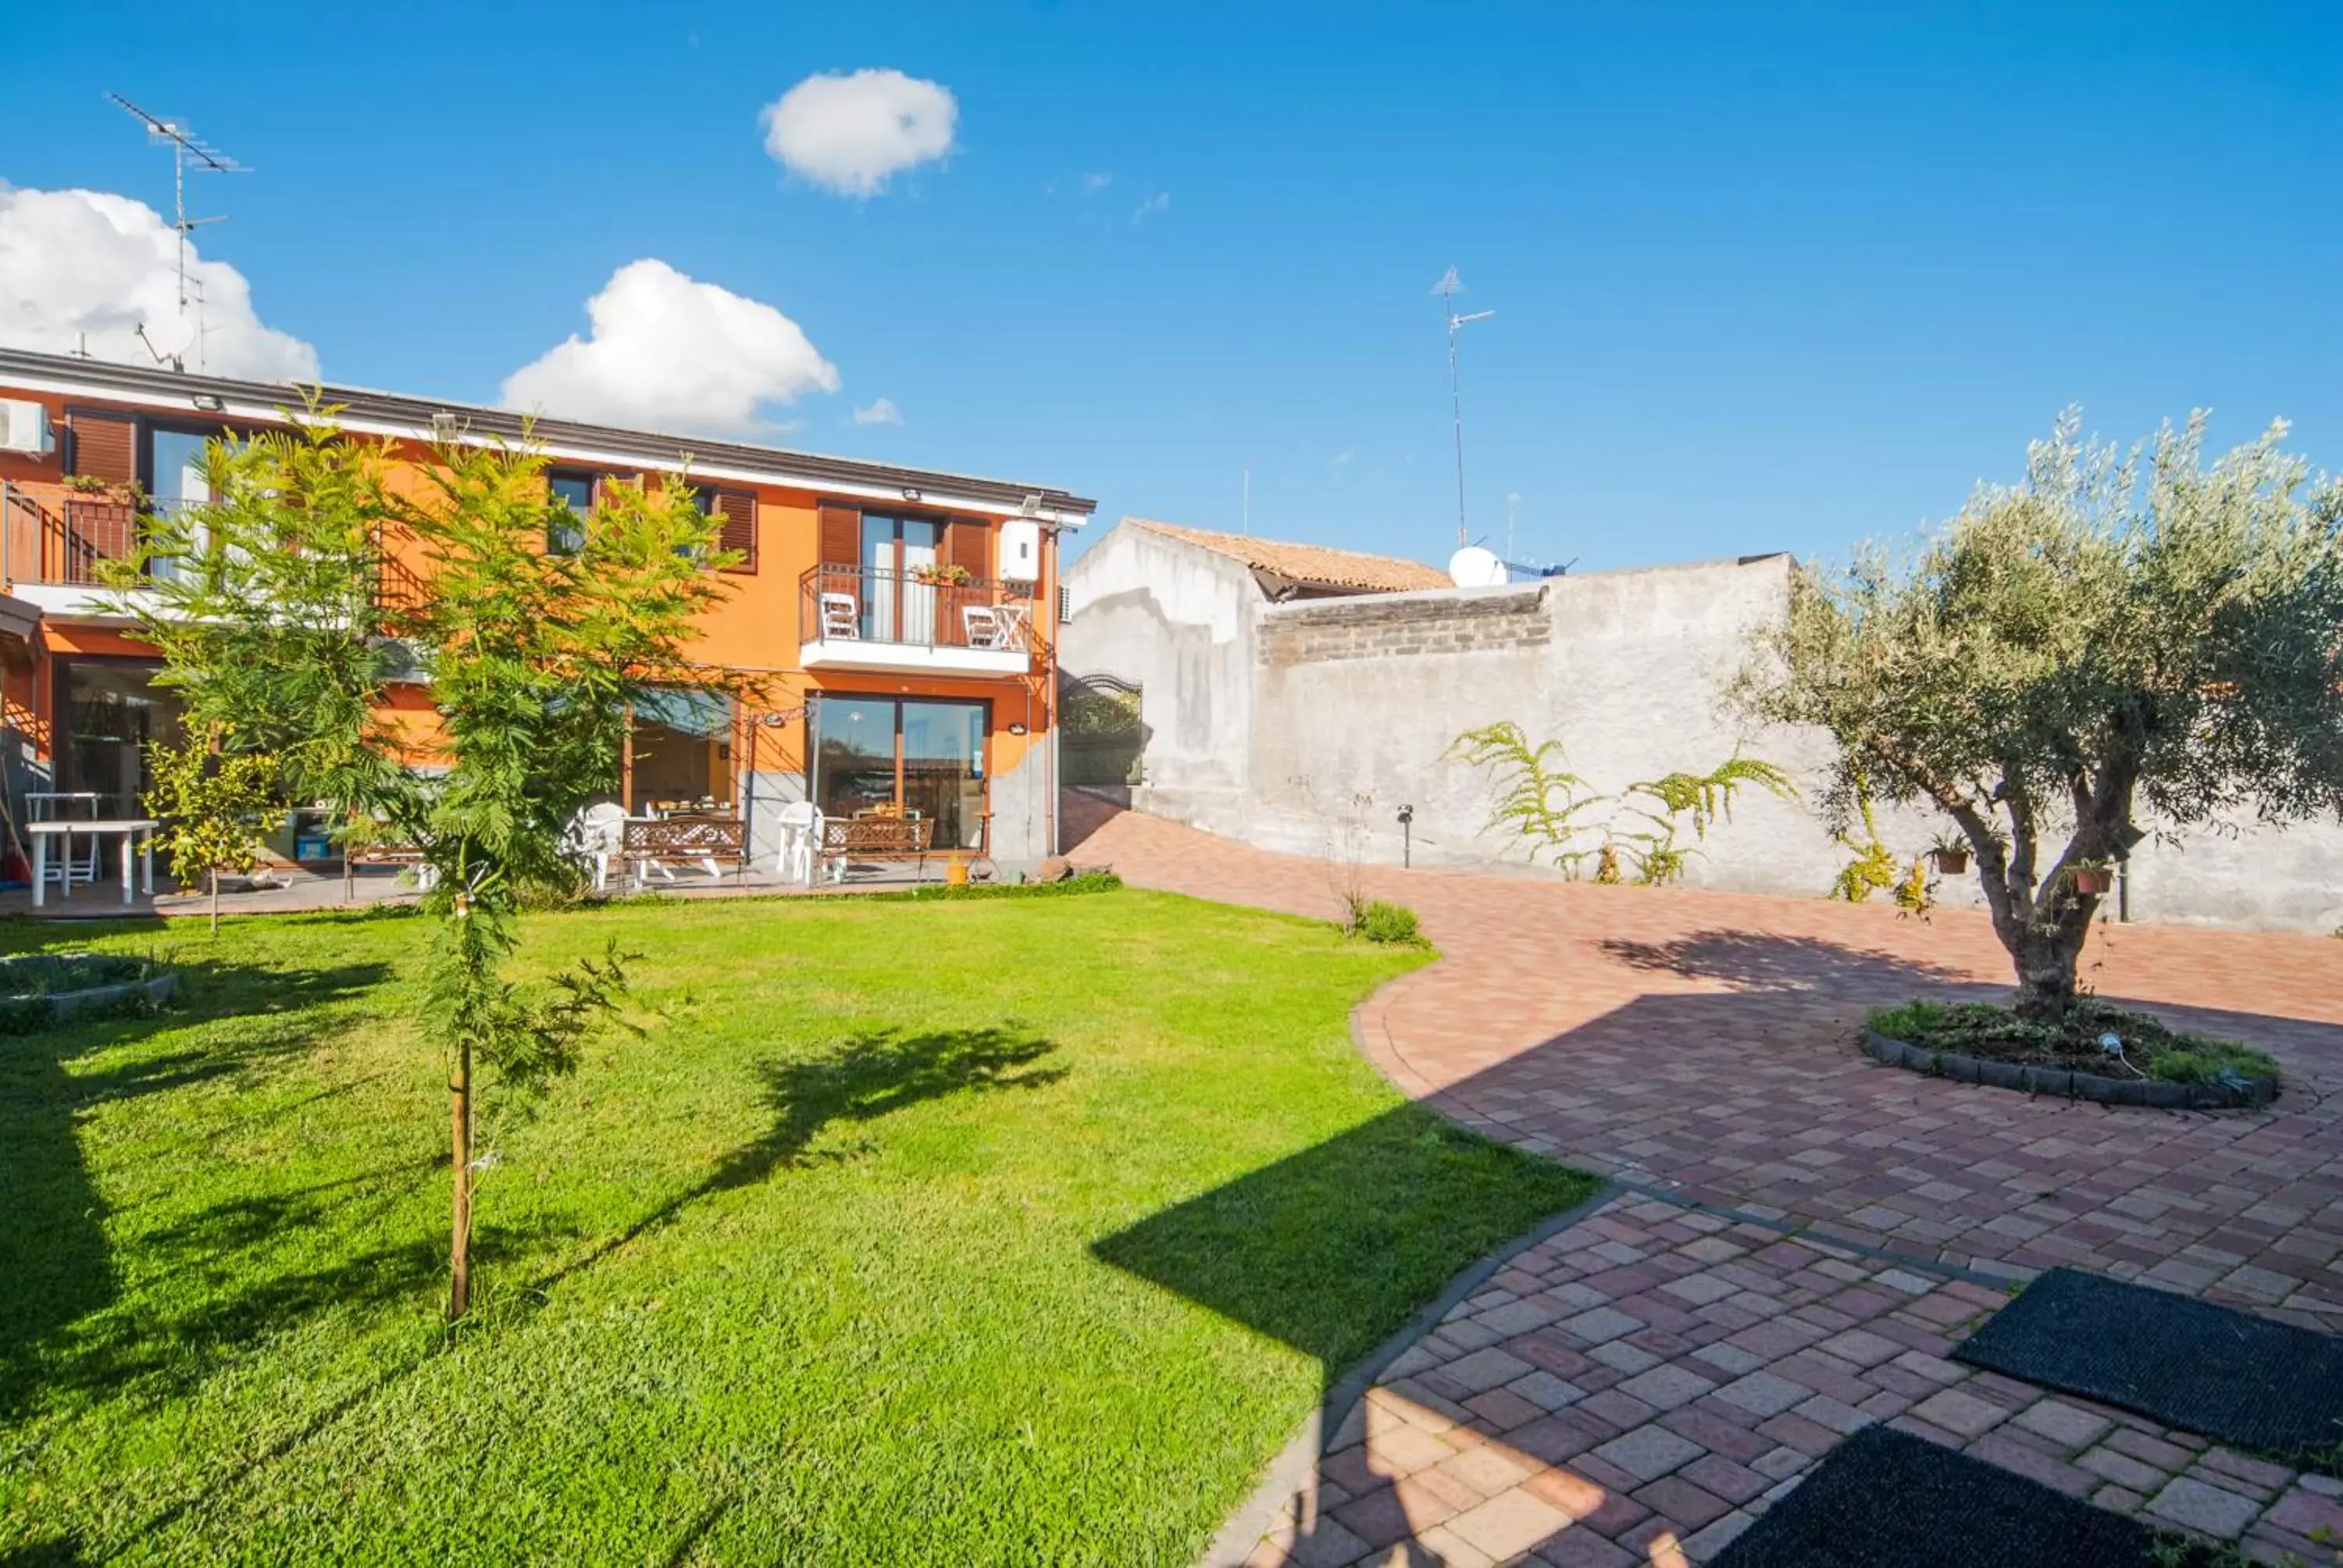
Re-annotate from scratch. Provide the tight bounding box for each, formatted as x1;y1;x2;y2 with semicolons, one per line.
1737;411;2343;1019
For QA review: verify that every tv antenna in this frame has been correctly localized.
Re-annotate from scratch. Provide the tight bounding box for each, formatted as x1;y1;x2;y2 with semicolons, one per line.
109;92;247;371
1505;491;1521;561
1432;266;1494;548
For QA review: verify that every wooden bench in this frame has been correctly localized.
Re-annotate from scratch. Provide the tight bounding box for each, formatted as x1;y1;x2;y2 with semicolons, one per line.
619;815;747;889
818;815;934;882
349;843;439;889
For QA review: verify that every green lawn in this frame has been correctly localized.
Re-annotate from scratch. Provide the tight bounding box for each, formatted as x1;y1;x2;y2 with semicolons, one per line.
0;888;1593;1565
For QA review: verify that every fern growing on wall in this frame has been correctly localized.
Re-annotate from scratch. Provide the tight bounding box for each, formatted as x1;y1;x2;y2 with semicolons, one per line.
1447;722;1794;885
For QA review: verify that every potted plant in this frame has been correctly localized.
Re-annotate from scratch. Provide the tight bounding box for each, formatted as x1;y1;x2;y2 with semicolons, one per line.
61;475;144;501
2070;860;2113;896
1926;831;1969;875
911;562;974;587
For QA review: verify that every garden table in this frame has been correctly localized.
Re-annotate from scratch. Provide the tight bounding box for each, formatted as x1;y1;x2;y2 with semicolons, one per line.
27;819;158;909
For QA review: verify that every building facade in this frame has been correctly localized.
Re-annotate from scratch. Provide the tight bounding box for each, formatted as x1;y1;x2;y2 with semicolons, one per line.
0;348;1095;869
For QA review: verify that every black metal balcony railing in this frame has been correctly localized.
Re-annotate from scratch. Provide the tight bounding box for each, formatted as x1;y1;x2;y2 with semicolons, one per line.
800;563;1033;654
0;481;140;586
0;480;431;629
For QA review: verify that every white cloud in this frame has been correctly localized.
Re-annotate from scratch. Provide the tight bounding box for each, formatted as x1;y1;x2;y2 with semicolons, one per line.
0;183;317;380
853;397;901;426
1330;450;1354;469
501;259;839;436
1133;191;1171;224
1082;172;1114;194
761;69;957;197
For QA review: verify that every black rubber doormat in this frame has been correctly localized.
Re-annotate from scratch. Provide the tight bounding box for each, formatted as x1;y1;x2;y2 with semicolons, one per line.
1953;1267;2343;1470
1710;1424;2169;1568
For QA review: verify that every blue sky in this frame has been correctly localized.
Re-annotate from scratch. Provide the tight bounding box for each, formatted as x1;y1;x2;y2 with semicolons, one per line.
5;1;2337;572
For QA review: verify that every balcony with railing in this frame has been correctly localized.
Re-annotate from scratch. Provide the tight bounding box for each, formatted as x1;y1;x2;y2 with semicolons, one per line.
0;477;433;629
799;562;1036;677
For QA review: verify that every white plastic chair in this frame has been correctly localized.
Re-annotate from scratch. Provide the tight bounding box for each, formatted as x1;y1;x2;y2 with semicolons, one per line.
962;606;1005;650
820;593;860;640
27;793;100;889
574;801;628;890
775;801;822;886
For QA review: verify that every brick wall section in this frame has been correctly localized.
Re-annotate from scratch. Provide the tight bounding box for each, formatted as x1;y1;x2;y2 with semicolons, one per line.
1257;588;1550;668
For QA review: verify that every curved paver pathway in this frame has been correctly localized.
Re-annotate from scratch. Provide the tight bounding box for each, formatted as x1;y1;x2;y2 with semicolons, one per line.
1062;798;2343;1566
1067;796;2343;1327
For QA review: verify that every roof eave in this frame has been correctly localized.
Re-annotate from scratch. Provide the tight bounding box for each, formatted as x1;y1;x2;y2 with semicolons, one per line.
0;348;1098;522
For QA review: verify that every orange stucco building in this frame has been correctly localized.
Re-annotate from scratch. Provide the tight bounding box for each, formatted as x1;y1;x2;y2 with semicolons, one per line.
0;347;1095;868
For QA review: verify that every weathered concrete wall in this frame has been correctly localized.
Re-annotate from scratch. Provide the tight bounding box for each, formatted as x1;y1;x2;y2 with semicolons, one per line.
1248;558;1853;893
1063;533;2343;933
741;768;805;871
1061;522;1258;825
986;749;1053;866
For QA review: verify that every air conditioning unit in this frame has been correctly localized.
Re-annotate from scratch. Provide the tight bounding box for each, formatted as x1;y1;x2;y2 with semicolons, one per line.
999;518;1042;583
0;400;54;457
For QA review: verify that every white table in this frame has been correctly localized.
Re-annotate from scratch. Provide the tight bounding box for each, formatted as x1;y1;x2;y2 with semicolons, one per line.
28;819;158;908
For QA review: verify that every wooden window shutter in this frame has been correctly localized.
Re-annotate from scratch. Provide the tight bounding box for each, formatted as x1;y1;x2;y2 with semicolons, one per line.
818;501;860;566
67;413;137;486
709;489;758;572
947;517;990;580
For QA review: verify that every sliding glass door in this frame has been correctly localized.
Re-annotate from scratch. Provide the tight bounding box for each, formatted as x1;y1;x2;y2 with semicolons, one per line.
859;515;943;645
811;695;988;850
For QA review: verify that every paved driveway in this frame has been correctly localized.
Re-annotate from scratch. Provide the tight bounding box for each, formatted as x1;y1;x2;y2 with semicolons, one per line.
1065;796;2343;1327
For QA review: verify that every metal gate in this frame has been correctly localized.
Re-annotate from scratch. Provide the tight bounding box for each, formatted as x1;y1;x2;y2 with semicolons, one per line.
1057;672;1144;787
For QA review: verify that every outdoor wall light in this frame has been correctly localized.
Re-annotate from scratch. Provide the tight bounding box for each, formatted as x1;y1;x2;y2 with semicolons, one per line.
900;486;922;502
1007;722;1028;736
191;394;225;412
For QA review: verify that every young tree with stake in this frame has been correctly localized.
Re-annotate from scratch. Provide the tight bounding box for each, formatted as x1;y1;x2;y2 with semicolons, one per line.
113;408;746;1318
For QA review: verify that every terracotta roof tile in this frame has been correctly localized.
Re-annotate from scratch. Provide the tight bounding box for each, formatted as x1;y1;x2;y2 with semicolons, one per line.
1127;519;1450;593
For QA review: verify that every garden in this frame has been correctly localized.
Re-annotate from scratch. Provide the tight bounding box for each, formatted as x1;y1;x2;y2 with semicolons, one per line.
0;886;1592;1563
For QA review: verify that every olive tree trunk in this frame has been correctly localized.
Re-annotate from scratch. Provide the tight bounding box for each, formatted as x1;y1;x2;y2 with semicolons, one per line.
1950;763;2137;1023
2008;897;2098;1021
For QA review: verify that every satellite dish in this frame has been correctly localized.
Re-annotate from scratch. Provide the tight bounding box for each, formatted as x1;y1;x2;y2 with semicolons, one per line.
142;314;197;358
1449;545;1506;587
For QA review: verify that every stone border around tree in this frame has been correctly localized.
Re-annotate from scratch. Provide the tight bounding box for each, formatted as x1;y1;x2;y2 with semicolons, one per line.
1860;1027;2277;1110
0;955;180;1032
50;971;179;1021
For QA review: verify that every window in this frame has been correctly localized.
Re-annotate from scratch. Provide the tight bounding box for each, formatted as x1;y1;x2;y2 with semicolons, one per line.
547;472;594;554
690;486;758;572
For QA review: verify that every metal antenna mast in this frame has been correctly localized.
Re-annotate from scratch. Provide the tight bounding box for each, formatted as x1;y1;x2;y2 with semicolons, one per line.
109;92;246;370
1432;266;1494;549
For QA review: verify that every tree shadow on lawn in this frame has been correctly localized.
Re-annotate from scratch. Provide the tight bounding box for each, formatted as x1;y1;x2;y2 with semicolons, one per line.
9;1211;562;1567
1089;1106;1591;1561
0;956;396;1424
1090;1107;1592;1390
532;1025;1068;1297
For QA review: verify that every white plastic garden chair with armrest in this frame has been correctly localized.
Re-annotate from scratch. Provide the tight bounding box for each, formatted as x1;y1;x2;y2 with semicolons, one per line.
571;801;629;891
820;593;860;640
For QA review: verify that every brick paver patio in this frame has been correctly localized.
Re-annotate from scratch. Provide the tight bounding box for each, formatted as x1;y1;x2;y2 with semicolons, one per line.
1246;1194;2343;1567
1059;796;2343;1564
